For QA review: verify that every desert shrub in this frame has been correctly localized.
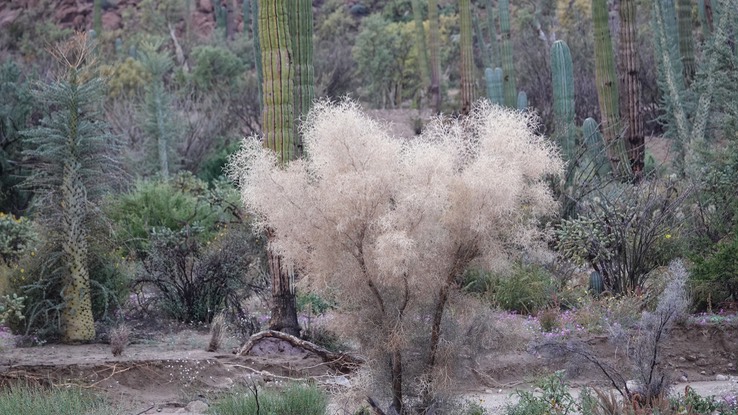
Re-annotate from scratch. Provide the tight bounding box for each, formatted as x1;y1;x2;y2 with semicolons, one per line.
207;312;226;352
107;173;238;259
690;233;738;310
136;223;265;323
229;100;561;413
98;57;149;98
109;324;131;357
0;213;36;265
190;46;245;92
0;293;24;327
556;179;687;295
490;263;558;314
505;372;578;415
297;292;335;315
0;386;115;415
211;383;327;415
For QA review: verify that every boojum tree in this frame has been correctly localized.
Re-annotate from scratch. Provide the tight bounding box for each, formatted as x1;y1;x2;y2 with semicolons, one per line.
229;100;562;412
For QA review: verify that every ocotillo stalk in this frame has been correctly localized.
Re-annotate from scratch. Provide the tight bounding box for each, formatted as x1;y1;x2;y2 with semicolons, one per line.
593;0;628;175
411;0;430;107
429;0;442;113
258;0;300;338
676;0;696;83
619;0;644;177
485;0;500;69
288;0;314;157
460;0;475;115
499;0;517;108
551;40;576;163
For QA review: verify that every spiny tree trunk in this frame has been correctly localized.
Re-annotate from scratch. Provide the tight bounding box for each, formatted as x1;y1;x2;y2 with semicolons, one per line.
619;0;644;178
259;0;300;336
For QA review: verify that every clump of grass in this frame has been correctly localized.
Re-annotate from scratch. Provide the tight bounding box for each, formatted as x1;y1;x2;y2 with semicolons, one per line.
538;308;560;333
110;324;131;357
207;312;227;352
0;386;115;415
211;382;327;415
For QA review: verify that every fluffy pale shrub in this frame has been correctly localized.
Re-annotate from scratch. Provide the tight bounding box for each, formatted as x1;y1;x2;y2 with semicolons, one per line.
229;100;562;412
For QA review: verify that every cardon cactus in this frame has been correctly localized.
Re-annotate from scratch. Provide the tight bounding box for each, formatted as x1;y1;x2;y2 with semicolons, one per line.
619;0;644;176
485;67;504;105
429;0;442;113
288;0;315;156
593;0;628;175
676;0;696;83
589;271;605;296
499;0;517;108
485;0;499;69
583;117;611;177
517;90;527;110
551;40;576;162
459;0;475;115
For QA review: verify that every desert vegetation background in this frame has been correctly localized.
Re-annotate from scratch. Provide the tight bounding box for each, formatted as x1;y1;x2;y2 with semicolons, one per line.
0;0;738;414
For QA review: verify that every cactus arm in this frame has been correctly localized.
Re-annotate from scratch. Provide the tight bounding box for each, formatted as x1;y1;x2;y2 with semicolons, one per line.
288;0;314;157
460;0;475;115
428;0;442;113
619;0;644;176
517;91;527;111
498;0;517;108
485;0;499;69
252;0;263;111
411;0;430;105
583;117;612;177
592;0;628;175
676;0;697;83
551;40;576;162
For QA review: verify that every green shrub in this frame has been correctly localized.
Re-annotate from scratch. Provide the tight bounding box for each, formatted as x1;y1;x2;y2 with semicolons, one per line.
505;372;578;415
190;46;245;91
490;263;556;314
0;212;36;265
0;386;116;415
210;383;327;415
690;234;738;310
107;173;237;259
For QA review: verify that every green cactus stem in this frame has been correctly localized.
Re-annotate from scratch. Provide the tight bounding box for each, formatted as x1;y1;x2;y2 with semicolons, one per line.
288;0;314;157
93;0;102;35
429;0;442;113
498;0;517;108
676;0;696;83
252;0;263;110
593;0;628;175
517;90;527;110
551;40;576;163
485;0;500;69
484;67;504;105
583;117;611;177
411;0;430;107
460;0;475;115
619;0;644;176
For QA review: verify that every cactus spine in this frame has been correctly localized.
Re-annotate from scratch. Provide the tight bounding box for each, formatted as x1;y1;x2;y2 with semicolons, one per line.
498;0;517;108
429;0;442;113
619;0;644;176
460;0;475;115
551;40;576;163
288;0;314;157
593;0;628;175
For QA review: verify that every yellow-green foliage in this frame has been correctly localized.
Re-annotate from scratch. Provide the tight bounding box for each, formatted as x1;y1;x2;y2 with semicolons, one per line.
99;58;149;98
556;0;592;34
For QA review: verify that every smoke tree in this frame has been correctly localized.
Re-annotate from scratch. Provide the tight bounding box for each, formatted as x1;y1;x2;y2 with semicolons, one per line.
229;101;561;412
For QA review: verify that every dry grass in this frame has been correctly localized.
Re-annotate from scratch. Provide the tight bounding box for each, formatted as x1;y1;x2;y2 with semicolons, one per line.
207;313;227;352
110;324;131;357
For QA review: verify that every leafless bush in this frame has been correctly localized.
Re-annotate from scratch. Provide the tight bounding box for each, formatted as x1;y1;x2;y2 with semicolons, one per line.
110;324;131;357
537;259;690;406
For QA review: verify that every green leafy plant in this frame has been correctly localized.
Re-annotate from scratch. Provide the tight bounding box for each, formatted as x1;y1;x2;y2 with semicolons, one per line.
211;383;327;415
505;372;579;415
0;213;36;265
491;263;557;314
0;386;117;415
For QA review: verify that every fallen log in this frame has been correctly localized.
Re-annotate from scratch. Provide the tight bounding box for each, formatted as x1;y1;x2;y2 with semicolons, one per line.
237;330;364;373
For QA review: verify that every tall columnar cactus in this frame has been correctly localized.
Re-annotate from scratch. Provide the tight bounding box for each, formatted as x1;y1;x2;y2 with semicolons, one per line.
698;0;711;39
498;0;517;108
484;67;504;105
252;0;263;110
429;0;442;113
485;0;500;69
517;90;527;110
140;42;175;179
288;0;314;157
93;0;102;35
258;0;300;337
583;117;611;177
411;0;430;107
593;0;628;175
459;0;475;115
473;12;491;69
551;40;576;163
676;0;696;83
214;1;227;39
619;0;644;176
